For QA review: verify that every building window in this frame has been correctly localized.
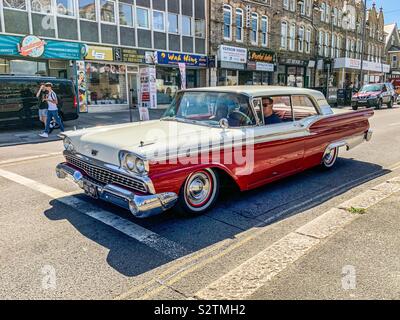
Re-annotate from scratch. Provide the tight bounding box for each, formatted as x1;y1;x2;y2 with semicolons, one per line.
153;10;165;31
333;7;338;26
289;0;295;12
283;0;289;10
251;13;258;45
182;15;192;36
3;0;26;10
119;3;133;27
236;8;243;42
195;19;205;38
321;3;326;22
318;30;324;56
326;4;330;23
299;0;305;15
100;0;115;23
223;4;232;40
31;0;51;13
331;34;336;58
305;28;311;53
298;26;304;52
79;0;96;21
86;63;127;106
324;32;329;57
261;16;268;47
168;13;178;33
289;23;295;51
136;7;149;29
56;0;75;16
281;21;288;49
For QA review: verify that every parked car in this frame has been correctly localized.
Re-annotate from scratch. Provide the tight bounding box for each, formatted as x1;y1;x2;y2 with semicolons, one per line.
0;75;78;128
351;83;396;110
56;86;374;218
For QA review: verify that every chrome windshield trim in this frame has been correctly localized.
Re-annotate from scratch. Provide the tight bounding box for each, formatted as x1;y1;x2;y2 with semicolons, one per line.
63;151;156;195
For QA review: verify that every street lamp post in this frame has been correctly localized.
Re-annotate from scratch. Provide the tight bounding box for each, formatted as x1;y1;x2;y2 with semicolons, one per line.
359;0;368;88
325;11;335;99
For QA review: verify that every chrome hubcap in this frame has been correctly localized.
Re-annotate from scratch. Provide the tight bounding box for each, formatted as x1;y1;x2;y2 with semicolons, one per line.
324;148;336;164
186;173;211;206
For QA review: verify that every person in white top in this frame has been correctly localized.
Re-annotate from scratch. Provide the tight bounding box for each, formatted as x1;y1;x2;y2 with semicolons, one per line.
39;83;64;138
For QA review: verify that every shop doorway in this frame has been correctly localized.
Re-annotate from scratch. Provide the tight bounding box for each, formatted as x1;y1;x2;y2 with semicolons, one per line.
128;73;139;106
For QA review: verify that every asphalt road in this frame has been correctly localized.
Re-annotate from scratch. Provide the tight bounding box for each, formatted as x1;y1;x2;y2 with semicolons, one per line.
1;105;400;300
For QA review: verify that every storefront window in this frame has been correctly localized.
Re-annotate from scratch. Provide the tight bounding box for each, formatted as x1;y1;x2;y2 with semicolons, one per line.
3;0;27;10
79;0;96;21
119;3;133;27
8;59;47;75
56;0;75;16
86;63;127;105
156;67;180;105
0;59;10;74
31;0;51;13
218;69;238;86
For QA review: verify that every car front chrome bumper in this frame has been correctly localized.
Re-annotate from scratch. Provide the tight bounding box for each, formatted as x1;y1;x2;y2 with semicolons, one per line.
56;163;178;218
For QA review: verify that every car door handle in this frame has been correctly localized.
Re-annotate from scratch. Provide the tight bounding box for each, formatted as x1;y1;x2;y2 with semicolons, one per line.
294;123;305;128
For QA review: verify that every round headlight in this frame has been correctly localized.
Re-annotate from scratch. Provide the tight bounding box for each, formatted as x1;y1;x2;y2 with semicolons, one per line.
63;137;74;152
135;158;145;173
125;154;136;171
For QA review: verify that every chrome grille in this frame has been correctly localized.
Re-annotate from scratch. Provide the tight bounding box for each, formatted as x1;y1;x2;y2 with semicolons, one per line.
65;154;148;193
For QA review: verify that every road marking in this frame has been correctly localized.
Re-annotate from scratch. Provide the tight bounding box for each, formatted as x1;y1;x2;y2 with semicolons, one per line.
0;168;189;259
389;122;400;127
0;152;61;166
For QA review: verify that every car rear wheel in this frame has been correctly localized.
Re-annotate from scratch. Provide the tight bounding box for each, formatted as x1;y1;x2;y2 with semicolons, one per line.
175;169;219;216
388;98;393;108
352;105;358;111
320;147;339;170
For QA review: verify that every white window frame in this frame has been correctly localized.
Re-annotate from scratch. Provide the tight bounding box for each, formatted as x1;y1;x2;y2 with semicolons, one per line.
136;6;150;30
78;0;97;22
251;12;259;45
99;0;116;25
235;8;243;43
289;23;295;51
152;9;165;32
305;28;311;53
298;26;304;52
56;0;76;18
181;15;192;37
261;15;268;47
167;12;179;34
281;21;288;49
118;2;133;28
223;4;232;40
2;0;27;11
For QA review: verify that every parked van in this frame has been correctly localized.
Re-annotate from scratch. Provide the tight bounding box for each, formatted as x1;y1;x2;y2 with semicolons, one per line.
0;76;78;128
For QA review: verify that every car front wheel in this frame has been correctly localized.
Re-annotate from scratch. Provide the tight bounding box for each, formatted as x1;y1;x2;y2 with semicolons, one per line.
176;169;219;216
375;99;383;110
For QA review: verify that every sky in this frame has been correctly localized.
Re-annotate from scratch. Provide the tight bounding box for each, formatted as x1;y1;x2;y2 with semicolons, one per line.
372;0;400;25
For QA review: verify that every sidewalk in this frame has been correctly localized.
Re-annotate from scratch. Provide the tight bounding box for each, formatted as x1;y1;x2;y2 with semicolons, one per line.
250;188;400;300
0;108;166;147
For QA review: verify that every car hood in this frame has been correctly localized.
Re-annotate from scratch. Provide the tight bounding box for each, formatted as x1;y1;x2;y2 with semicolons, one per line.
64;120;227;165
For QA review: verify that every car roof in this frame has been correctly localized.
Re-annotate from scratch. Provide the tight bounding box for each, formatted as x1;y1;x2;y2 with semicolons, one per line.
184;85;325;99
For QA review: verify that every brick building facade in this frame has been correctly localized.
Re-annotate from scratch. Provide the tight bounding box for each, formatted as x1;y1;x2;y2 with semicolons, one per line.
208;0;388;90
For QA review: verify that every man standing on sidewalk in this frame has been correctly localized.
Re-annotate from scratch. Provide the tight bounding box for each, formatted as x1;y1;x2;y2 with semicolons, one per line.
39;83;64;138
36;83;48;129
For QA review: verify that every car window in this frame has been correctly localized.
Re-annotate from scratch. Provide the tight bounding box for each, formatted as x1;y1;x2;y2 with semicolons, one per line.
163;91;256;128
0;80;38;100
271;96;292;122
291;95;319;121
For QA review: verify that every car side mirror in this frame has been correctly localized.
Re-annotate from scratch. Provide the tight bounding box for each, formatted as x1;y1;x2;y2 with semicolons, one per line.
219;118;229;129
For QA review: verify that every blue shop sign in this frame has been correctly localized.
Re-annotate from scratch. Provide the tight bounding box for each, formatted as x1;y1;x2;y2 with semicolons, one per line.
0;34;84;60
156;51;208;67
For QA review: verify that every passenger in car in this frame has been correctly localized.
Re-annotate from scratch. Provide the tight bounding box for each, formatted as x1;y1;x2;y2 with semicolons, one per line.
262;97;282;125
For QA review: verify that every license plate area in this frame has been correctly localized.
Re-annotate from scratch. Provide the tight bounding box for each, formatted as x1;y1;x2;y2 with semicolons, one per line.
83;179;99;199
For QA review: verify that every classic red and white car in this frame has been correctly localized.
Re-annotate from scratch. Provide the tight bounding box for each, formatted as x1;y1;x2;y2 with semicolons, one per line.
56;86;373;218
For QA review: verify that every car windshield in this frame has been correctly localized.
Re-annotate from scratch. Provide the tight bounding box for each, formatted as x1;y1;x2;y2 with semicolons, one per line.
161;91;256;127
359;84;383;93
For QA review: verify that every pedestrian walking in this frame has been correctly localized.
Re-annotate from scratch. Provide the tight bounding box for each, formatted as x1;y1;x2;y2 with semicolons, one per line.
39;83;64;138
36;82;48;129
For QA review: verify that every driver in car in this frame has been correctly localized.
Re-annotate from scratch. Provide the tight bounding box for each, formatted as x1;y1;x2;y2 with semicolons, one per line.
262;97;282;125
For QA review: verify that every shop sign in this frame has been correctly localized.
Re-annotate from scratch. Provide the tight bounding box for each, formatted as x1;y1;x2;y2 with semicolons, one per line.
248;50;275;63
255;62;274;72
155;51;207;67
279;58;308;67
114;48;147;64
86;46;113;61
0;34;83;60
139;66;157;120
218;45;247;64
18;35;45;58
334;58;390;73
208;55;216;68
76;61;88;113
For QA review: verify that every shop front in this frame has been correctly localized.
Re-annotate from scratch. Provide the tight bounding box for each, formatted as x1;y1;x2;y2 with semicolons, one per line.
217;45;248;86
154;51;208;105
333;58;390;89
278;58;309;88
0;34;83;78
242;49;276;85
